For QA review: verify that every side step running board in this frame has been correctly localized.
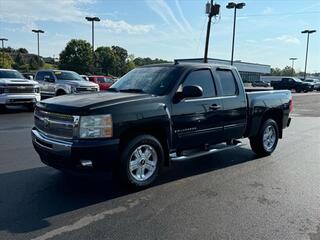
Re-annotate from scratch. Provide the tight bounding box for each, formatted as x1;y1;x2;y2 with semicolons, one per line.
170;142;244;161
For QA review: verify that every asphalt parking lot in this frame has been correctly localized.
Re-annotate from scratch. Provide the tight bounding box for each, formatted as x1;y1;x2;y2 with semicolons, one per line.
0;92;320;240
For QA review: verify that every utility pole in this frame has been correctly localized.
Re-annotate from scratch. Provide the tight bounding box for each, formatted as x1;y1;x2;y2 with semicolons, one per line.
226;2;246;65
301;29;316;80
204;1;220;63
289;57;297;76
32;29;45;57
0;38;8;67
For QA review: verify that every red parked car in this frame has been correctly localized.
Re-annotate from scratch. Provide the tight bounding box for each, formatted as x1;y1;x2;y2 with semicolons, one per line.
88;75;115;91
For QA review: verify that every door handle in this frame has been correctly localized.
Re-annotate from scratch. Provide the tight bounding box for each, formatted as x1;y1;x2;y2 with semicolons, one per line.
209;104;221;110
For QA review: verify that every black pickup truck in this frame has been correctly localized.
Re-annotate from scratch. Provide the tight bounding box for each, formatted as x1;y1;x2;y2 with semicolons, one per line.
271;77;313;92
32;62;292;188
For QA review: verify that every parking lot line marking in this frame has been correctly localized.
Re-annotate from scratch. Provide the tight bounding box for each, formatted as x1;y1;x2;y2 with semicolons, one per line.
30;206;127;240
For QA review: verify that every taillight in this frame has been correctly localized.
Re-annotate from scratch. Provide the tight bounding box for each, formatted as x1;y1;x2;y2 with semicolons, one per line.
289;97;293;113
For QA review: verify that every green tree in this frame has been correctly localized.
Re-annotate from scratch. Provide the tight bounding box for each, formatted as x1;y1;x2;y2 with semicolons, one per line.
281;66;295;76
14;52;26;66
59;39;93;74
271;67;282;76
95;46;116;75
111;46;128;76
17;48;28;54
29;55;44;70
133;57;168;66
0;52;14;68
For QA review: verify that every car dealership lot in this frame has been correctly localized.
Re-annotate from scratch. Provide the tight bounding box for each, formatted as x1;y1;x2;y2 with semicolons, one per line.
0;93;320;240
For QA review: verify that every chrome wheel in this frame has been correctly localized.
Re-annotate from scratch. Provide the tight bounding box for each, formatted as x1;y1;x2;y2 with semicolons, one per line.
263;125;276;151
129;144;158;182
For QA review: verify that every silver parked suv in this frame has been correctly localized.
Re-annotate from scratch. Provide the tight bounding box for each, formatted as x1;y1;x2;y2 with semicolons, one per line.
0;68;40;110
35;70;99;97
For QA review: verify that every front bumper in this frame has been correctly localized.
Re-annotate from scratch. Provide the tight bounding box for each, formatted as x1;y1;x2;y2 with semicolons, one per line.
0;93;41;105
32;128;120;171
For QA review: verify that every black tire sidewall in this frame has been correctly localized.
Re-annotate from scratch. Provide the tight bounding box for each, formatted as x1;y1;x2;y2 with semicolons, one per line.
119;135;164;188
259;119;279;154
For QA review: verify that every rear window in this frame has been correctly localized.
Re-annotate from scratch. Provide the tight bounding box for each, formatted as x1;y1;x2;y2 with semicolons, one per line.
216;70;238;96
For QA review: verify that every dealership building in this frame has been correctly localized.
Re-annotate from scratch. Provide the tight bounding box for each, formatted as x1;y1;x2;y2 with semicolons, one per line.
175;58;271;83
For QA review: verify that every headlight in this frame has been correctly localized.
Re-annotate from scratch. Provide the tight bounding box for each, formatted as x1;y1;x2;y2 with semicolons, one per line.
34;87;40;93
79;114;112;138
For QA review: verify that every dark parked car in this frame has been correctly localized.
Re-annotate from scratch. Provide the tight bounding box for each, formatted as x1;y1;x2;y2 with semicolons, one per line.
271;77;313;92
252;80;269;87
32;62;292;188
304;78;320;91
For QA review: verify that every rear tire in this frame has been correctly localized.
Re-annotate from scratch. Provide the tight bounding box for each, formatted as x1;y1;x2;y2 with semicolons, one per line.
26;103;35;111
56;90;66;96
250;119;279;157
0;105;5;112
117;134;164;189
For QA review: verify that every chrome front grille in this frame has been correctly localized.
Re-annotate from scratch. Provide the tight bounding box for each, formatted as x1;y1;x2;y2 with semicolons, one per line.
34;108;79;139
76;87;98;92
2;85;38;94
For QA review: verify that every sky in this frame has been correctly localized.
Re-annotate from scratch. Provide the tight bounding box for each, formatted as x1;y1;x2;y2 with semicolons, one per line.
0;0;319;72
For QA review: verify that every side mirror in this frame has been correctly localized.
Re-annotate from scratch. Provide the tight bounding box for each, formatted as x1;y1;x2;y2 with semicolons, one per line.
28;76;33;80
44;76;54;83
182;85;203;98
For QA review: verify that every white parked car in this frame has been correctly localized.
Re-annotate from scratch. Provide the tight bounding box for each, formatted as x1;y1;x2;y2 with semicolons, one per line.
0;69;41;111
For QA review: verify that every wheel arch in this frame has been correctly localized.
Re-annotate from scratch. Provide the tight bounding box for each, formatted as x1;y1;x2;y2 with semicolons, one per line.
260;109;283;138
119;124;171;166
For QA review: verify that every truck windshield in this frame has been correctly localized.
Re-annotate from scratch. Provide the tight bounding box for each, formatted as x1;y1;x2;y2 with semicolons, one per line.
111;66;181;95
0;70;24;79
53;71;84;81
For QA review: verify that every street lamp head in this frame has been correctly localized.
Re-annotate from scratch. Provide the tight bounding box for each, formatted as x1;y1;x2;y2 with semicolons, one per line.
236;2;246;9
289;57;297;60
86;16;100;22
32;29;44;34
226;2;245;9
301;29;316;34
0;38;8;41
226;2;236;9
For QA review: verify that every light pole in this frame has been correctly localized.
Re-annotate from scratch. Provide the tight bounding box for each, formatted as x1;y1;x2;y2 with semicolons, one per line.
289;57;297;76
32;29;44;57
301;29;316;80
0;38;8;67
85;16;100;54
226;2;245;65
204;1;220;63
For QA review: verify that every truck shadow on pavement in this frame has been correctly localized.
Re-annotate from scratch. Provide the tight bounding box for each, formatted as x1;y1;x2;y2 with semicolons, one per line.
0;147;258;235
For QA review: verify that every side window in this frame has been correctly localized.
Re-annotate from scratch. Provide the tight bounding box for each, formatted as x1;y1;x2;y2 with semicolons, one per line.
182;69;216;98
216;70;238;96
35;72;45;81
46;72;55;81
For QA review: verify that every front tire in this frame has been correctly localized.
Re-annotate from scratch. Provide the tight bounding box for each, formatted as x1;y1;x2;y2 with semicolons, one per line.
117;134;164;188
250;119;279;157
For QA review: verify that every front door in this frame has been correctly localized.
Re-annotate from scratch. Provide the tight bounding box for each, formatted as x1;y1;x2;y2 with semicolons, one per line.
171;69;224;150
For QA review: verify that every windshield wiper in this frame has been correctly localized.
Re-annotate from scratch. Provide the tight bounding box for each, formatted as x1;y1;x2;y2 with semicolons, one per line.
107;88;119;92
119;88;145;93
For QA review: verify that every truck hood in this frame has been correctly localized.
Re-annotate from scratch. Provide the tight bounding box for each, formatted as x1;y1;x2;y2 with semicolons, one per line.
38;91;156;115
0;78;38;86
56;80;98;87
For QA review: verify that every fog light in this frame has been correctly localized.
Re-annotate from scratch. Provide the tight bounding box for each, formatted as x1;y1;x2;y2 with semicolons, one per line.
80;160;93;167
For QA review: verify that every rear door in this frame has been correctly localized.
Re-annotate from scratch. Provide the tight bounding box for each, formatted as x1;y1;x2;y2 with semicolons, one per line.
171;68;224;149
214;69;247;140
45;72;56;94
